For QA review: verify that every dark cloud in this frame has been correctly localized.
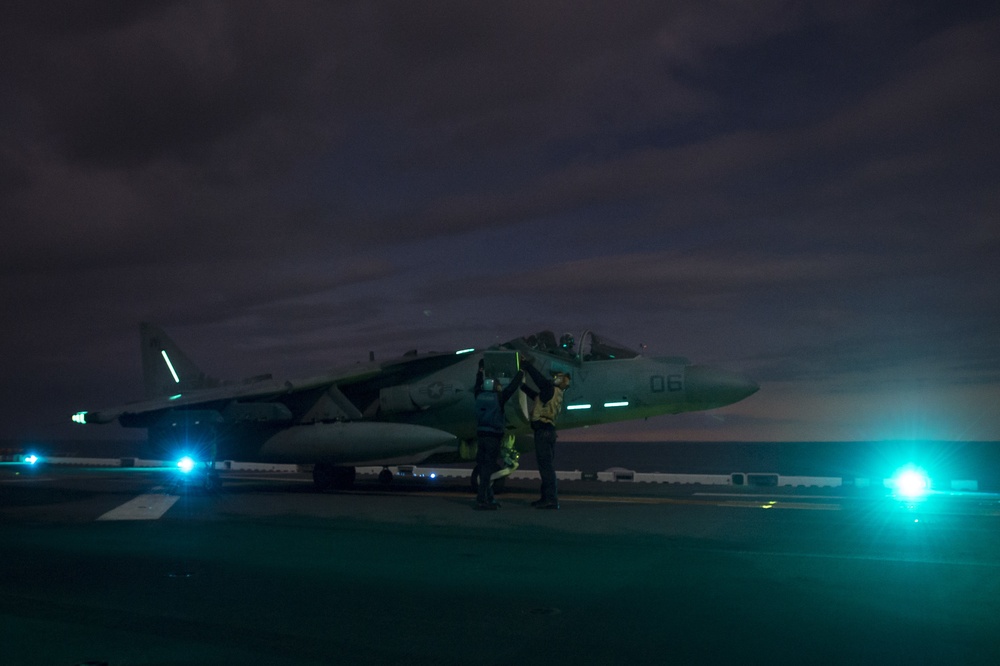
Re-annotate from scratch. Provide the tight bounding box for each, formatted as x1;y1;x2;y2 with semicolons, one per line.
2;0;998;442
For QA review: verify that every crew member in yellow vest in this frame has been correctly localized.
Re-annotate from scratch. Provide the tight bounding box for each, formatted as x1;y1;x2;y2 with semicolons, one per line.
521;360;570;509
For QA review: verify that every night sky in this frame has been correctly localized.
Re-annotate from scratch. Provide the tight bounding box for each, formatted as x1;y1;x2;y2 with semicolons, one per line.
2;1;998;444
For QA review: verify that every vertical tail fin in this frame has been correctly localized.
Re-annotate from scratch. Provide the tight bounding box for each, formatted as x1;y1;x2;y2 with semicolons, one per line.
140;323;219;398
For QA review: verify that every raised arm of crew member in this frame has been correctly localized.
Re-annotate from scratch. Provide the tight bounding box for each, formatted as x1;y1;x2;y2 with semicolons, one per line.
521;360;554;403
498;369;524;407
474;359;486;396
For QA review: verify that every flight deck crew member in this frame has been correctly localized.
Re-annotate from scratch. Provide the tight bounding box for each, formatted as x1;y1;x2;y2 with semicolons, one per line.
473;359;524;510
521;360;570;509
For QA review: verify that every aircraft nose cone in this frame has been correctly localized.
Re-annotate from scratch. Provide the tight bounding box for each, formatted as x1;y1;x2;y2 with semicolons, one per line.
685;365;759;409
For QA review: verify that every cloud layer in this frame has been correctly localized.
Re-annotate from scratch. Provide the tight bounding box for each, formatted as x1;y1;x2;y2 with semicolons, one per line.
2;1;998;441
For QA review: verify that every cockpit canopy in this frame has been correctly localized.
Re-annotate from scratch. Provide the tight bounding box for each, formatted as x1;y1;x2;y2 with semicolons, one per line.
503;330;640;362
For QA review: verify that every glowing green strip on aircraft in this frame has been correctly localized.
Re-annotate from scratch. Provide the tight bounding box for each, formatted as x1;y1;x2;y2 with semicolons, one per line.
567;403;592;410
161;350;180;383
604;401;629;408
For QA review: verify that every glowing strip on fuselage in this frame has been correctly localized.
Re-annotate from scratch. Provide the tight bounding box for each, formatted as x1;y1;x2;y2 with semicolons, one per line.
567;404;591;410
161;350;180;383
455;348;475;355
604;401;630;408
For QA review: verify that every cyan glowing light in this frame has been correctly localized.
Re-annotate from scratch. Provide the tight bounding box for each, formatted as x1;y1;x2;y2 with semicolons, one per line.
455;348;475;355
25;454;39;465
603;401;629;408
176;457;195;474
169;394;183;401
566;403;592;410
892;465;930;498
72;411;87;424
161;350;180;383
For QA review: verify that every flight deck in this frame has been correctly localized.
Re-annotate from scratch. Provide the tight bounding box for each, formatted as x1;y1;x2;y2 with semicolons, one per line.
3;445;1000;666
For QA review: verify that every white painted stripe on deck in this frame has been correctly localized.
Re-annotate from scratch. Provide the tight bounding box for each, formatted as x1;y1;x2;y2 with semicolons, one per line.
97;486;178;521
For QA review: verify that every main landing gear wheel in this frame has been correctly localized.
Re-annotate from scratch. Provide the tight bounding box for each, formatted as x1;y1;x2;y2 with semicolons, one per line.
313;463;356;491
378;468;394;485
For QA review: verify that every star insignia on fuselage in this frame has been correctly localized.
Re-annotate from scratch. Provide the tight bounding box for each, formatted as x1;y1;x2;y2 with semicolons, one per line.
421;382;447;400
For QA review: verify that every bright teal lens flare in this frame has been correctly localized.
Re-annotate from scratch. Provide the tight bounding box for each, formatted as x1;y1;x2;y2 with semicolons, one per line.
893;466;930;498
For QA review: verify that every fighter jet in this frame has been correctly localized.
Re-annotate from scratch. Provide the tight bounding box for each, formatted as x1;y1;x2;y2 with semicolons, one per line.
73;324;758;490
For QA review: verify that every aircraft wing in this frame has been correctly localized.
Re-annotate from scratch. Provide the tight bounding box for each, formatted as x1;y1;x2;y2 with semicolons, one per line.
76;363;385;426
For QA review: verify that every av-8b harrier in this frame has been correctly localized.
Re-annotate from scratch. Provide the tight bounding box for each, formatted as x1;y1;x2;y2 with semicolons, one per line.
74;324;758;489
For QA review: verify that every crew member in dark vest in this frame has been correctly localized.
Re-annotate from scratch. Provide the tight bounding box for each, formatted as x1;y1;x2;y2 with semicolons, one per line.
473;359;524;510
521;360;571;509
